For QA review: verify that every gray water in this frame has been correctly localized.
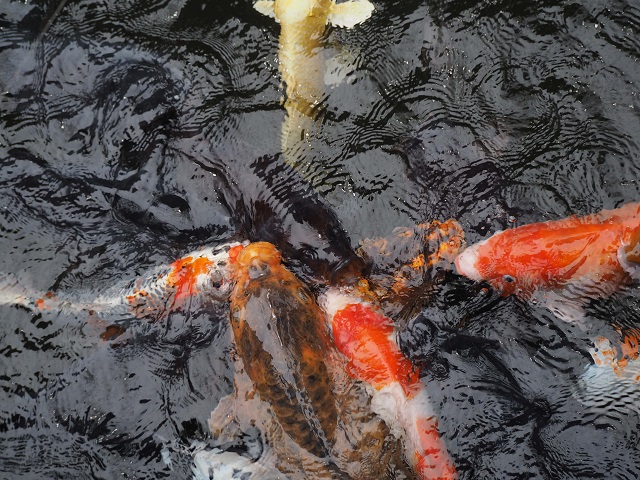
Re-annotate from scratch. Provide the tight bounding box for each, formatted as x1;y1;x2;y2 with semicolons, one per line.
2;0;640;478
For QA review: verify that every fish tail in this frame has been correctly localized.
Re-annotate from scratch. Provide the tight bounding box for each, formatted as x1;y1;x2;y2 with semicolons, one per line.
410;414;458;480
0;273;49;311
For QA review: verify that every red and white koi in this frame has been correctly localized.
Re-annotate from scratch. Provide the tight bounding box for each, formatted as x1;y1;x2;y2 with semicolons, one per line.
454;203;640;406
321;290;458;480
455;202;640;322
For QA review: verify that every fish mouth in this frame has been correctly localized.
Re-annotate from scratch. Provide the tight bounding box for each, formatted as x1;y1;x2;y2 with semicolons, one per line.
454;242;483;281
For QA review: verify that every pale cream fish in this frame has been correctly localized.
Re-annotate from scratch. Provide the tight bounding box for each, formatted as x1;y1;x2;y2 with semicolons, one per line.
254;0;375;169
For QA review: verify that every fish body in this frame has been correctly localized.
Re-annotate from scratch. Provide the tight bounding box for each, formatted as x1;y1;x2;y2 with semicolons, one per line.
357;219;465;320
455;203;640;314
321;291;458;480
254;0;374;168
228;242;341;461
1;241;244;338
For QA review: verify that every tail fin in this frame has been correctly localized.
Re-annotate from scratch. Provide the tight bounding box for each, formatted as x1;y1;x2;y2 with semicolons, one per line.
0;273;45;311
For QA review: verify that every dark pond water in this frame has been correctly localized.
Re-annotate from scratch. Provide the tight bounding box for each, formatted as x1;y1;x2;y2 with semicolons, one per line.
2;0;640;478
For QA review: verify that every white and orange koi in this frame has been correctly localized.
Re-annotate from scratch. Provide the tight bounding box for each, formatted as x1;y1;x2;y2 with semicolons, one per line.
321;290;458;480
1;241;246;337
453;203;640;407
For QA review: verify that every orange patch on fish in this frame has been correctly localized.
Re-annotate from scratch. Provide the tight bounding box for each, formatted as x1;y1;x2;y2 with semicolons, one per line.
411;254;426;269
620;330;640;357
228;244;245;265
167;255;215;302
125;288;165;318
332;303;420;398
35;291;57;311
413;406;459;479
357;219;464;316
590;333;640;377
411;416;458;480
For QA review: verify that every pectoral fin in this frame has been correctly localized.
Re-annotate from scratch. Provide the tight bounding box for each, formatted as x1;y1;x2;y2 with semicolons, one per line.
328;0;375;28
622;226;640;274
254;0;277;20
208;393;242;444
532;289;589;329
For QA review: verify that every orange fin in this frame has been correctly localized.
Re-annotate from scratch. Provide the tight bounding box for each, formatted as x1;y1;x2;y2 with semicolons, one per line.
623;226;640;270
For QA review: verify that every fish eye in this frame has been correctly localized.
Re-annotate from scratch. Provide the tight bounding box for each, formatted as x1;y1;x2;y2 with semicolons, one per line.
503;275;515;283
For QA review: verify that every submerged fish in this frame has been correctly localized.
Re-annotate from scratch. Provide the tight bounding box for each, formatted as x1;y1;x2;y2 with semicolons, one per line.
573;333;640;419
1;241;244;339
455;202;640;321
215;242;411;478
226;242;341;463
253;0;374;169
191;443;288;480
321;290;458;480
357;219;465;320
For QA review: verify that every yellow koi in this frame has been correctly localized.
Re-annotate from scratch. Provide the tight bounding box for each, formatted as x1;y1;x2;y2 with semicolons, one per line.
254;0;375;169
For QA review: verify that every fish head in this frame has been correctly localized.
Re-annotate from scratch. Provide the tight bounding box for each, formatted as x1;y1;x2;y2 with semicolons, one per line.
230;242;282;283
455;234;523;296
274;0;318;24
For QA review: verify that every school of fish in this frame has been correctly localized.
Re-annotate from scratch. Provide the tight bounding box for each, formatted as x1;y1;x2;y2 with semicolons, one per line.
4;0;640;477
6;200;640;478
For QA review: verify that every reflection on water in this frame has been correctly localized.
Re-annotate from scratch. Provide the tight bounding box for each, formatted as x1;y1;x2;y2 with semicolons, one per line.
2;0;640;478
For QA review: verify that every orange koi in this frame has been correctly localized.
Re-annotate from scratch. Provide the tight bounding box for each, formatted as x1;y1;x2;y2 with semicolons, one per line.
322;291;458;480
455;202;640;320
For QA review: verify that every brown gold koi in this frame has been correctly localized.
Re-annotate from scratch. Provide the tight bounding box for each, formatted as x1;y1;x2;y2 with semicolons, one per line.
228;242;340;460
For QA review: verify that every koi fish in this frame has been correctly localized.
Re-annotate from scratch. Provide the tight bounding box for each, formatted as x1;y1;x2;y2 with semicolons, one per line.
1;241;244;339
573;334;640;416
321;290;458;480
455;202;640;321
216;242;411;478
357;219;465;320
253;0;374;169
226;242;342;464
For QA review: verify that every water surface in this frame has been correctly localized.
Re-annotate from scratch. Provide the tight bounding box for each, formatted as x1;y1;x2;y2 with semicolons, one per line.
2;0;640;478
